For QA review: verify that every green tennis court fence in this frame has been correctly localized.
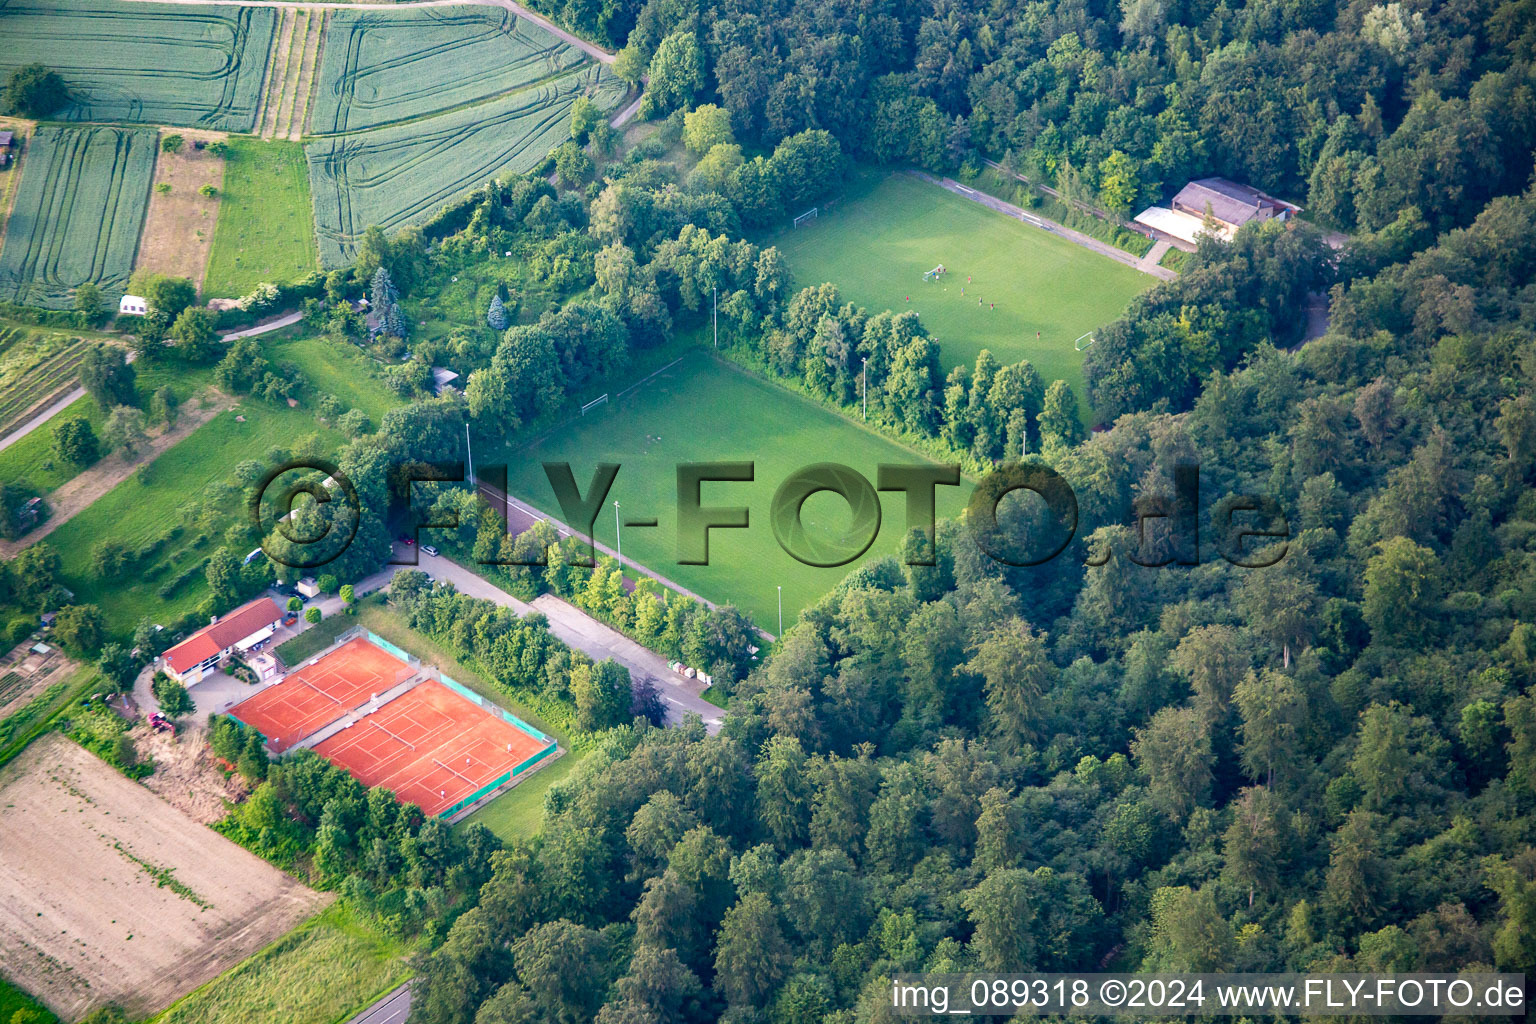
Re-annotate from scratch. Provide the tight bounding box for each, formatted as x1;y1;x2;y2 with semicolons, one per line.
437;671;555;745
367;631;417;667
439;743;559;818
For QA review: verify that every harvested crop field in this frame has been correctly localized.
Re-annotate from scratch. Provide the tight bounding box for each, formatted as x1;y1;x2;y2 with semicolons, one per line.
309;6;592;135
0;734;329;1021
132;131;224;286
308;66;624;265
0;125;156;308
0;0;277;132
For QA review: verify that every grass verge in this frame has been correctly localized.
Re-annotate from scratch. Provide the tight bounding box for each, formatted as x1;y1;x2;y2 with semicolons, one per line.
0;975;58;1024
149;902;409;1024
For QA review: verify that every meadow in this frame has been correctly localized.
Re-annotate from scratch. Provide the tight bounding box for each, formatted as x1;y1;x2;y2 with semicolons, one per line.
766;170;1152;389
42;397;344;633
0;355;213;496
309;6;593;135
0;0;276;132
494;351;972;631
0;125;156;309
202;139;318;297
149;903;407;1024
266;334;404;424
308;66;625;265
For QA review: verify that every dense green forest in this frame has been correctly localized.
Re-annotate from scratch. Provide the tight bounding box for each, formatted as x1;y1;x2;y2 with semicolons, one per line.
541;0;1536;232
377;0;1536;1018
4;0;1535;1021
397;194;1536;1024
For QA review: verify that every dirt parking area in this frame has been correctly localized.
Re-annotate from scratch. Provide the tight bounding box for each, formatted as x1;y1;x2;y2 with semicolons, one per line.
133;129;225;287
0;734;329;1020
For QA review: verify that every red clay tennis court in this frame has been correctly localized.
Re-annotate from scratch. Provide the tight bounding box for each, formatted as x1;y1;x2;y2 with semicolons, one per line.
312;680;553;817
231;637;417;752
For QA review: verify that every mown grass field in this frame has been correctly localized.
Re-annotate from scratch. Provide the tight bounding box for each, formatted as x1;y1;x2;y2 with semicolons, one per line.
766;170;1152;388
203;139;318;297
494;350;972;632
0;125;156;308
44;398;345;633
149;902;407;1024
309;7;592;135
0;357;214;495
0;0;275;131
356;603;580;843
307;66;624;266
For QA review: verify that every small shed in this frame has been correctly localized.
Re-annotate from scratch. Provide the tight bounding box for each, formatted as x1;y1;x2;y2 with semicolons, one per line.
119;294;149;316
431;366;460;395
0;130;13;168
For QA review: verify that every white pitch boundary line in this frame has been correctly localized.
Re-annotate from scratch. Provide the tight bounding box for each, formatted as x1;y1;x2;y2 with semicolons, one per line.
295;674;344;703
615;355;685;401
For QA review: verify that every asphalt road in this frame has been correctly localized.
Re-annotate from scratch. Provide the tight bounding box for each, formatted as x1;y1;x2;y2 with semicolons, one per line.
346;984;411;1024
412;548;723;732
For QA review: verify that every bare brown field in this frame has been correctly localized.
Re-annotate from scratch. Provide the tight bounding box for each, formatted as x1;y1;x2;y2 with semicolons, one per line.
0;734;328;1021
133;131;225;286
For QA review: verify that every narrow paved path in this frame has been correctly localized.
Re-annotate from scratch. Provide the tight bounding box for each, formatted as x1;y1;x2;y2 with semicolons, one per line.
0;350;138;455
611;89;644;127
475;477;772;641
1138;238;1173;273
220;309;304;341
413;547;724;732
0;385;86;454
910;170;1177;283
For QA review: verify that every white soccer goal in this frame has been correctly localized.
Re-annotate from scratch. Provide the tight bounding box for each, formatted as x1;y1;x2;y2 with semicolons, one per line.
793;207;818;228
581;393;609;415
1074;332;1096;351
922;264;946;281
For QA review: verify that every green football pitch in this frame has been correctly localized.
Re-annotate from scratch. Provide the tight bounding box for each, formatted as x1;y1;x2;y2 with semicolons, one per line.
767;171;1153;390
495;352;972;632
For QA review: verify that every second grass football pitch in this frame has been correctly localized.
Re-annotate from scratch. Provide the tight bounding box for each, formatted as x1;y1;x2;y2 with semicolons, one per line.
768;171;1154;392
495;352;972;632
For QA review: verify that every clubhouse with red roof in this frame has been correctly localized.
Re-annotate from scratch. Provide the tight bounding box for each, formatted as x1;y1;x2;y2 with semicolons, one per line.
158;597;284;685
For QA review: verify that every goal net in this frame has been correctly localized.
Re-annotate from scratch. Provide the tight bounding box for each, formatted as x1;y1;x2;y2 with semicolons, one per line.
1074;332;1096;351
923;264;946;281
793;208;818;228
581;393;609;415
